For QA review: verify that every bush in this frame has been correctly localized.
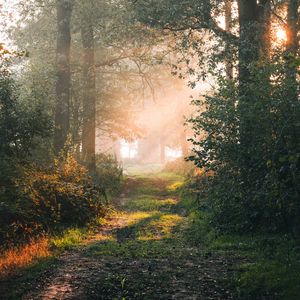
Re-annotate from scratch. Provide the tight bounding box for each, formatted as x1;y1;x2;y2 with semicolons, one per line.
0;63;53;245
26;154;104;225
188;57;300;235
95;153;123;199
0;153;105;246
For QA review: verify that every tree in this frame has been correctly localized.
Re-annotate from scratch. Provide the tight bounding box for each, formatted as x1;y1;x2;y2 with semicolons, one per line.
225;0;233;80
54;0;73;154
286;0;299;100
81;17;96;171
237;0;273;183
12;0;160;162
132;0;299;234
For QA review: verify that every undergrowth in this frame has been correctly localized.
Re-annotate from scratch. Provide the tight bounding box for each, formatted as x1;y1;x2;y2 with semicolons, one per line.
179;176;300;300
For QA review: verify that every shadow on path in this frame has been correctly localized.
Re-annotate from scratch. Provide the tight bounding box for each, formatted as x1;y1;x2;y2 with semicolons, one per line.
24;175;238;300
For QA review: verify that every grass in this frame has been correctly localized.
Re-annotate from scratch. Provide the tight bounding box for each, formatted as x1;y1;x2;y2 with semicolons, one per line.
0;171;190;299
123;163;163;176
161;178;300;299
138;213;183;240
125;195;178;211
85;209;187;259
0;257;59;300
0;212;112;299
0;171;250;299
85;238;189;259
85;174;196;260
236;257;300;300
84;222;191;259
166;180;185;193
77;173;238;299
0;225;99;277
185;221;300;300
0;238;50;278
51;228;87;251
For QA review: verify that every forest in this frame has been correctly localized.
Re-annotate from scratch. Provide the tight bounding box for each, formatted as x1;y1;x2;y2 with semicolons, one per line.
0;0;299;299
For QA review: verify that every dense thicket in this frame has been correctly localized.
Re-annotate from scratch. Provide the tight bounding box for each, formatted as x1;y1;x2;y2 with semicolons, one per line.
0;60;106;245
133;0;300;236
188;1;300;236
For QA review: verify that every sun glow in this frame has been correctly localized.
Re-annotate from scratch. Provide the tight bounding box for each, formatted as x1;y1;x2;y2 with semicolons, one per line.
276;28;287;42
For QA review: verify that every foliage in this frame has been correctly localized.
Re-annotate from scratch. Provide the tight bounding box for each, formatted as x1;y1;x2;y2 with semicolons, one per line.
11;0;165;147
236;240;300;300
0;65;51;163
188;55;300;235
95;153;123;197
178;175;300;299
0;60;116;249
1;0;300;298
132;0;300;237
0;62;52;245
24;153;104;226
0;153;105;246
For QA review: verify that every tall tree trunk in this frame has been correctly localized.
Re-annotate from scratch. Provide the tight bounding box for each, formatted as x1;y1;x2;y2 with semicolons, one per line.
238;0;259;86
81;20;96;172
114;140;121;162
54;0;73;154
284;0;299;142
257;0;271;95
286;0;299;96
225;0;233;79
71;93;81;158
286;0;300;236
287;0;298;55
258;0;271;61
237;0;260;179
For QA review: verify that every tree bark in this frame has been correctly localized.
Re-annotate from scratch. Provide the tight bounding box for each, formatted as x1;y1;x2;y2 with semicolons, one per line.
225;0;233;80
258;0;271;61
238;0;259;86
287;0;298;55
286;0;299;94
71;93;81;158
81;20;96;172
54;0;73;154
286;0;300;237
237;0;260;178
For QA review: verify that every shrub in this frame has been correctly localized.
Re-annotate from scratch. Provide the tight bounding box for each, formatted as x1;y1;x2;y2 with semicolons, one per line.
23;154;105;228
95;153;123;199
188;57;300;235
0;154;105;246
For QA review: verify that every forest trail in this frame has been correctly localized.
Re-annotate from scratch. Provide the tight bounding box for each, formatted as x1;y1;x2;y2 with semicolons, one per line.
24;174;238;300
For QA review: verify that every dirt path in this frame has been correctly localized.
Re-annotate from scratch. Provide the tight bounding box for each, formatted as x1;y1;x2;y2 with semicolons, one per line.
24;175;239;300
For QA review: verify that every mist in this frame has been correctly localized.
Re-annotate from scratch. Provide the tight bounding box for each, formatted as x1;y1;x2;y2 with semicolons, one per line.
1;1;299;299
